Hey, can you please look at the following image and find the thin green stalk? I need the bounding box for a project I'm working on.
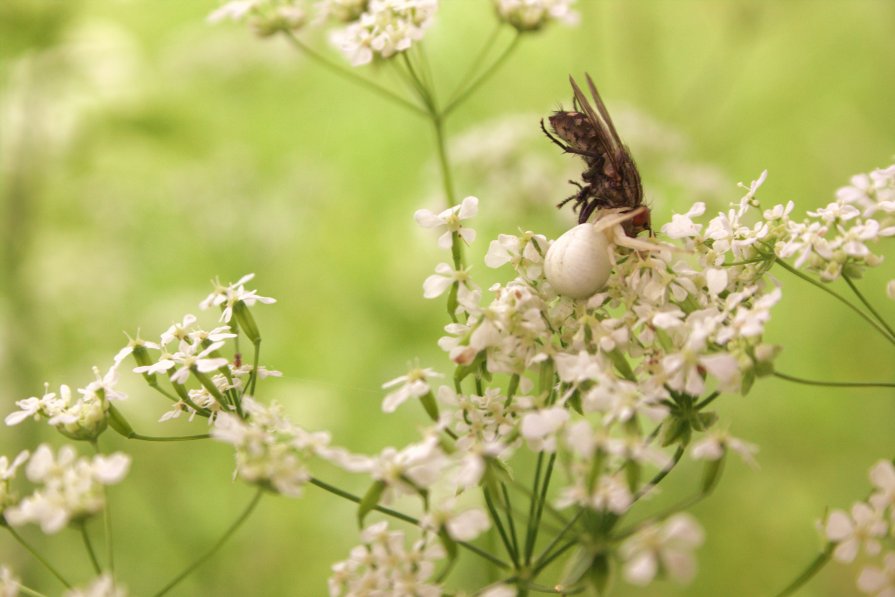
[527,453,557,566]
[103,486,114,574]
[413,44,439,108]
[524,452,545,564]
[153,489,263,597]
[504,474,571,528]
[146,380,181,403]
[308,477,509,569]
[775,258,895,345]
[402,53,437,113]
[284,32,427,117]
[773,371,895,389]
[79,522,102,575]
[443,32,521,117]
[632,445,685,503]
[4,524,72,588]
[535,538,578,576]
[843,274,895,339]
[501,483,520,562]
[619,457,724,540]
[13,584,48,597]
[92,441,114,574]
[773,543,834,597]
[445,22,503,109]
[128,433,211,442]
[532,510,583,574]
[485,488,520,567]
[248,339,261,398]
[695,391,721,410]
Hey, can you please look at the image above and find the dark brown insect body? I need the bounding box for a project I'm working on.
[542,75,649,235]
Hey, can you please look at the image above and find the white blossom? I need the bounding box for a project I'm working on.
[0,566,19,597]
[620,514,704,586]
[381,366,442,413]
[492,0,578,31]
[4,445,130,534]
[858,552,895,597]
[826,503,888,563]
[199,273,276,323]
[328,521,444,597]
[211,398,328,497]
[415,195,479,250]
[63,574,128,597]
[332,0,439,66]
[691,431,758,467]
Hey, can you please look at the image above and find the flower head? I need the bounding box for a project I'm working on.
[4,445,129,534]
[493,0,578,31]
[415,195,479,250]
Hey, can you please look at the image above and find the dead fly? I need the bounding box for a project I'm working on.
[542,75,649,235]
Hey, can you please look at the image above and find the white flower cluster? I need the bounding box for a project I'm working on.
[332,0,439,66]
[1,445,129,534]
[208,0,310,37]
[387,178,792,590]
[492,0,578,31]
[620,513,705,586]
[199,273,277,324]
[64,574,128,597]
[318,0,368,22]
[112,275,279,423]
[328,521,445,597]
[212,398,334,497]
[825,460,895,595]
[0,566,18,597]
[5,365,125,441]
[777,164,895,281]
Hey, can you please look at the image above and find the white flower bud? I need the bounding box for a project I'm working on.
[544,224,612,299]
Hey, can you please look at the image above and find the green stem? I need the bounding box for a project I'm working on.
[445,22,503,109]
[146,380,181,403]
[442,31,521,117]
[92,441,114,575]
[524,452,545,564]
[773,543,834,597]
[402,52,438,113]
[247,339,261,399]
[533,539,577,576]
[632,445,685,502]
[843,274,895,339]
[485,487,520,567]
[80,522,102,575]
[501,483,521,563]
[773,371,895,389]
[128,433,211,442]
[14,584,48,597]
[308,477,509,569]
[774,258,895,345]
[527,453,556,566]
[284,32,427,117]
[532,510,583,574]
[695,391,721,410]
[153,489,263,597]
[4,524,72,588]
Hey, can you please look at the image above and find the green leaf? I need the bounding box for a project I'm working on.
[587,552,612,596]
[107,403,135,438]
[357,480,386,527]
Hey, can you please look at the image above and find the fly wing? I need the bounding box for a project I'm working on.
[568,76,616,160]
[582,74,643,205]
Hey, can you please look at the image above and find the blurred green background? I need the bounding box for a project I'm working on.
[1,0,894,595]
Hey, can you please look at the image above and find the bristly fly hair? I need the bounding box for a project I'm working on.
[541,74,650,236]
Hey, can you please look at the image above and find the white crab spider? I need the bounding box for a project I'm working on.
[544,207,671,299]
